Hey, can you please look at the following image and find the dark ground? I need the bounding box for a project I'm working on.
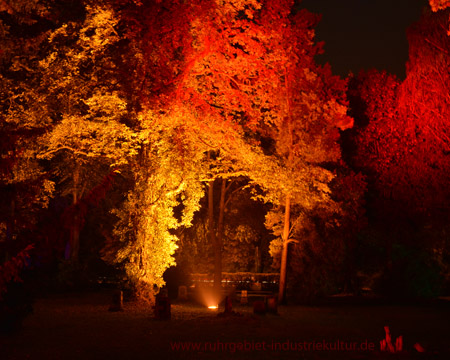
[1,290,449,359]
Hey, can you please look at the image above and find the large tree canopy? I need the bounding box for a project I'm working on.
[1,0,359,302]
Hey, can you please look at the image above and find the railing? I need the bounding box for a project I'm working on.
[190,272,279,291]
[191,272,279,283]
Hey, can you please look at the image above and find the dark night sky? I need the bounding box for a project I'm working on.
[300,0,429,78]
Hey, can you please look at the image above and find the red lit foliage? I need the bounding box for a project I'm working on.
[121,0,352,143]
[116,0,207,110]
[0,244,34,300]
[350,9,450,217]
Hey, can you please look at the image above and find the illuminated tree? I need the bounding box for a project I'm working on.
[1,2,136,263]
[1,0,355,303]
[0,0,60,292]
[91,2,205,298]
[397,8,450,213]
[101,112,206,301]
[347,69,401,200]
[351,10,450,216]
[160,0,353,302]
[117,0,260,290]
[347,9,450,297]
[1,1,195,299]
[33,4,138,262]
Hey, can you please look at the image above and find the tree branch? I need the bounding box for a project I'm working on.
[424,37,449,55]
[224,183,246,209]
[225,179,234,193]
[39,146,91,159]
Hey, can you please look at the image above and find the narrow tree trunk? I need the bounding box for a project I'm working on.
[279,67,293,303]
[70,164,81,262]
[208,179,218,288]
[255,246,260,273]
[7,198,15,242]
[214,178,226,290]
[278,194,291,304]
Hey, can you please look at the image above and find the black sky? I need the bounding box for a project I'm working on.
[300,0,429,78]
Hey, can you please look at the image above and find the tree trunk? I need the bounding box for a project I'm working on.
[278,67,294,303]
[70,164,81,262]
[255,246,260,273]
[6,198,15,242]
[208,179,218,288]
[278,194,291,304]
[214,178,227,290]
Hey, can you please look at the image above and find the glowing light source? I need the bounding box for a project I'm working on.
[208,305,218,310]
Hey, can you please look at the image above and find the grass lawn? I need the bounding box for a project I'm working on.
[1,290,449,359]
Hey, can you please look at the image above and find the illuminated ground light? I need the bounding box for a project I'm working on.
[208,305,218,310]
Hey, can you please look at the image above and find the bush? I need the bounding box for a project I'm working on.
[377,244,443,299]
[287,240,344,304]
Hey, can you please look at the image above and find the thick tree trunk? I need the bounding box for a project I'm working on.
[278,194,291,304]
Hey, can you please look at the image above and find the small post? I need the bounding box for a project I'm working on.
[178,285,188,301]
[266,295,278,314]
[240,290,248,305]
[154,293,171,320]
[224,295,232,314]
[109,290,124,312]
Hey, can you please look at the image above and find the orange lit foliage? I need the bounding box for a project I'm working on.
[0,0,57,242]
[35,4,138,262]
[87,2,208,300]
[166,0,353,301]
[120,0,354,301]
[429,0,450,10]
[2,1,200,299]
[429,0,450,34]
[1,0,357,302]
[0,0,62,294]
